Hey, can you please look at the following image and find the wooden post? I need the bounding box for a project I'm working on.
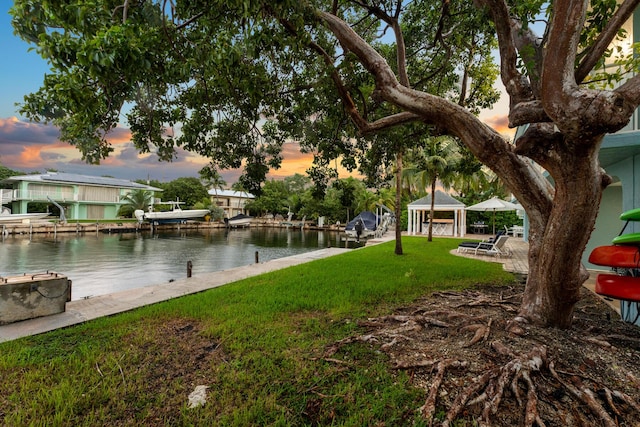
[187,260,193,278]
[255,251,259,264]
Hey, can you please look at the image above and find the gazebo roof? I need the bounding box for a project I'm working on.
[408,190,465,209]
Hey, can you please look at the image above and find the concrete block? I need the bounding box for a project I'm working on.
[0,272,71,325]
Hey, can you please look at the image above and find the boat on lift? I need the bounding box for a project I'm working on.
[134,200,209,225]
[224,213,253,228]
[0,206,50,223]
[345,211,379,241]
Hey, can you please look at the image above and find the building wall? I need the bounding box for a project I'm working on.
[211,196,251,216]
[7,180,140,220]
[584,183,623,269]
[584,150,640,268]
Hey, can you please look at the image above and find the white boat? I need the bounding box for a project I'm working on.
[0,207,50,223]
[224,213,252,228]
[134,201,209,224]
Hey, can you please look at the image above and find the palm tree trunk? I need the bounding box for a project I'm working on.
[395,151,403,255]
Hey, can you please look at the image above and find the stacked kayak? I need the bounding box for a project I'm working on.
[588,208,640,324]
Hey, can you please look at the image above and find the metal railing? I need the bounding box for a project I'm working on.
[8,189,121,203]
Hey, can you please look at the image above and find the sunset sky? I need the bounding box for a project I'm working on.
[0,3,512,185]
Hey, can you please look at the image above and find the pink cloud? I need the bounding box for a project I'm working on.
[0,117,359,185]
[268,143,315,178]
[483,114,515,137]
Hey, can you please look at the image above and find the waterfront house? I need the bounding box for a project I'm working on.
[208,189,254,217]
[1,172,161,220]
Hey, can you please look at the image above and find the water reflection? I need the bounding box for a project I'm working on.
[0,228,356,300]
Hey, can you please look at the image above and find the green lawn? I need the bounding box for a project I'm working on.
[0,237,514,426]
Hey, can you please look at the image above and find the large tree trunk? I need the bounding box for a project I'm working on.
[319,10,635,328]
[518,137,606,327]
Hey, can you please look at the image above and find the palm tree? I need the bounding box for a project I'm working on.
[199,165,227,211]
[119,189,154,218]
[450,146,493,198]
[355,188,379,213]
[412,136,460,242]
[231,181,249,215]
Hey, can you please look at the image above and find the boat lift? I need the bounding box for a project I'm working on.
[47,196,67,224]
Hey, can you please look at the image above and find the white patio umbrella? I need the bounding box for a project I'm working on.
[465,197,520,234]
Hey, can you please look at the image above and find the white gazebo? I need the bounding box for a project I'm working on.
[407,190,466,237]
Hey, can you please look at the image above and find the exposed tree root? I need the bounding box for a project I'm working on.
[549,362,617,427]
[323,286,640,426]
[420,359,467,422]
[460,318,492,347]
[579,335,612,348]
[449,345,546,426]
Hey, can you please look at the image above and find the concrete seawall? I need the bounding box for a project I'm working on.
[0,219,343,236]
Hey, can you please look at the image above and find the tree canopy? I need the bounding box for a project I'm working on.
[12,0,640,328]
[10,0,498,188]
[159,177,209,209]
[0,164,22,185]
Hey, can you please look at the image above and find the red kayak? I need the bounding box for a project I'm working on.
[595,274,640,302]
[588,245,640,269]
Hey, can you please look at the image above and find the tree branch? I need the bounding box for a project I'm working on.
[576,0,640,83]
[359,112,424,135]
[540,0,586,122]
[274,12,369,131]
[509,100,550,128]
[349,0,410,87]
[473,0,532,105]
[318,9,552,214]
[318,11,496,150]
[616,73,640,105]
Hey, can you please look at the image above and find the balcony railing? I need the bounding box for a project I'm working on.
[9,189,121,204]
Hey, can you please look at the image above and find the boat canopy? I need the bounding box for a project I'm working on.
[345,211,378,231]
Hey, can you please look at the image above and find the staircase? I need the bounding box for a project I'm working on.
[1,189,13,205]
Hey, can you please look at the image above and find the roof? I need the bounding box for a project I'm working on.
[208,189,255,199]
[408,190,465,209]
[2,172,162,191]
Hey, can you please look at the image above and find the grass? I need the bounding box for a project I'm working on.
[0,237,514,426]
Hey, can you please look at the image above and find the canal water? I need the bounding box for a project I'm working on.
[0,228,357,300]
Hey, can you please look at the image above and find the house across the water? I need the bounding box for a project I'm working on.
[208,189,254,217]
[1,172,161,221]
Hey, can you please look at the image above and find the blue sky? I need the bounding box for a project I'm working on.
[0,2,510,184]
[0,2,237,182]
[0,3,254,182]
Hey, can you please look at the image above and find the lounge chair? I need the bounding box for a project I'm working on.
[457,235,511,258]
[457,230,505,250]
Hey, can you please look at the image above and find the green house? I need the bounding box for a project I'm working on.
[1,172,161,220]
